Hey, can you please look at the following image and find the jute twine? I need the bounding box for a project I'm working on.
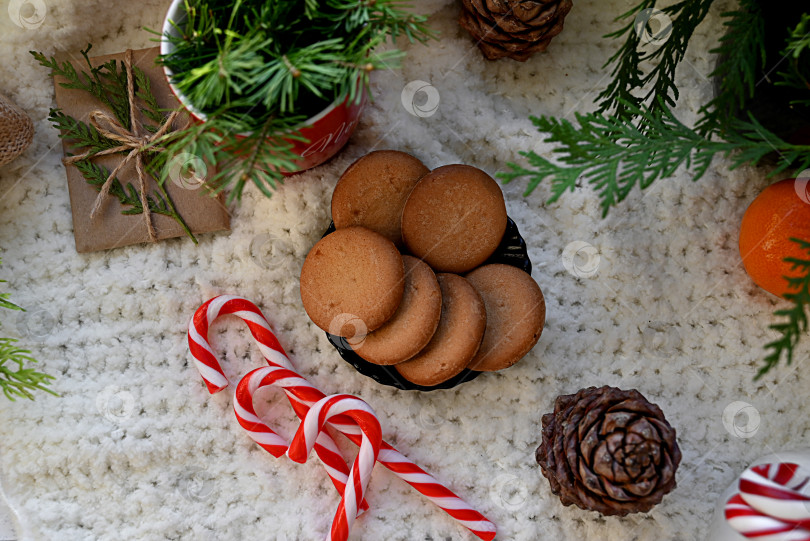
[0,92,34,167]
[63,50,184,242]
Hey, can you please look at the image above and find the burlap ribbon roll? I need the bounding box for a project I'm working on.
[0,92,34,167]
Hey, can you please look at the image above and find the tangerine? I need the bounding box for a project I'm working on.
[739,178,810,298]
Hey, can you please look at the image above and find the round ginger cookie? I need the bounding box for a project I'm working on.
[355,256,442,365]
[331,150,429,245]
[401,164,507,273]
[395,273,486,387]
[465,264,545,372]
[300,226,405,337]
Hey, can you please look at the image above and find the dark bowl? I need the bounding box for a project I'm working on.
[324,216,532,391]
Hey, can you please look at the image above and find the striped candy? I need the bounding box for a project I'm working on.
[725,462,810,540]
[233,364,369,513]
[188,295,497,541]
[287,394,382,541]
[192,295,367,512]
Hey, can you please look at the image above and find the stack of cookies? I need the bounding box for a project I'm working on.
[300,150,546,387]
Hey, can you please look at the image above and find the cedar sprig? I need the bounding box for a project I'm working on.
[72,159,195,240]
[758,238,810,379]
[34,48,197,243]
[46,109,119,154]
[500,99,810,217]
[503,0,810,217]
[501,0,810,377]
[133,67,164,130]
[696,0,765,134]
[32,45,131,130]
[598,0,715,120]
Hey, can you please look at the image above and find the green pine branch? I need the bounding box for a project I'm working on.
[0,339,57,401]
[0,257,56,401]
[776,13,810,107]
[758,238,810,379]
[152,112,305,203]
[0,286,21,313]
[154,0,434,199]
[158,0,432,123]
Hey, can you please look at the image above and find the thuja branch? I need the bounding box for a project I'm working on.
[499,100,810,217]
[34,48,197,243]
[598,0,715,120]
[758,238,810,379]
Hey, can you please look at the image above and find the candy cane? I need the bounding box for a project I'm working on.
[287,394,382,541]
[235,367,380,540]
[189,295,368,512]
[725,462,810,540]
[189,295,497,541]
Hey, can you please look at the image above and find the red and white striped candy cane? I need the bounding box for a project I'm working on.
[190,295,497,541]
[725,462,810,540]
[189,295,368,512]
[287,394,382,541]
[238,366,497,540]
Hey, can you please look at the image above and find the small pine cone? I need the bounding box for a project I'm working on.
[459,0,573,61]
[0,93,34,166]
[535,386,681,516]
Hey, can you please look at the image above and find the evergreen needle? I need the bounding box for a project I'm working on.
[0,257,56,401]
[758,238,810,379]
[504,0,810,377]
[154,0,435,200]
[0,339,57,401]
[34,47,198,243]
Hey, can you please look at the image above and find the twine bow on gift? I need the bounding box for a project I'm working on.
[63,49,184,241]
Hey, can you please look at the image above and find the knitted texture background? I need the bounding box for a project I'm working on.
[0,0,805,540]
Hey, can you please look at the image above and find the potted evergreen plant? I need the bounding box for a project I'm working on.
[157,0,432,201]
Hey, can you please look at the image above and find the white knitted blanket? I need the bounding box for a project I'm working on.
[0,0,803,540]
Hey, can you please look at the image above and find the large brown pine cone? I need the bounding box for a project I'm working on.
[459,0,573,61]
[535,386,681,516]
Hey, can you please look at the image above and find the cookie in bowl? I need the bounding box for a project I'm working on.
[465,264,545,372]
[395,273,487,387]
[401,164,507,274]
[331,150,429,246]
[354,255,442,366]
[300,226,405,338]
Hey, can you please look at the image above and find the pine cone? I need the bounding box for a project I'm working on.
[0,93,34,167]
[535,386,681,516]
[459,0,573,61]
